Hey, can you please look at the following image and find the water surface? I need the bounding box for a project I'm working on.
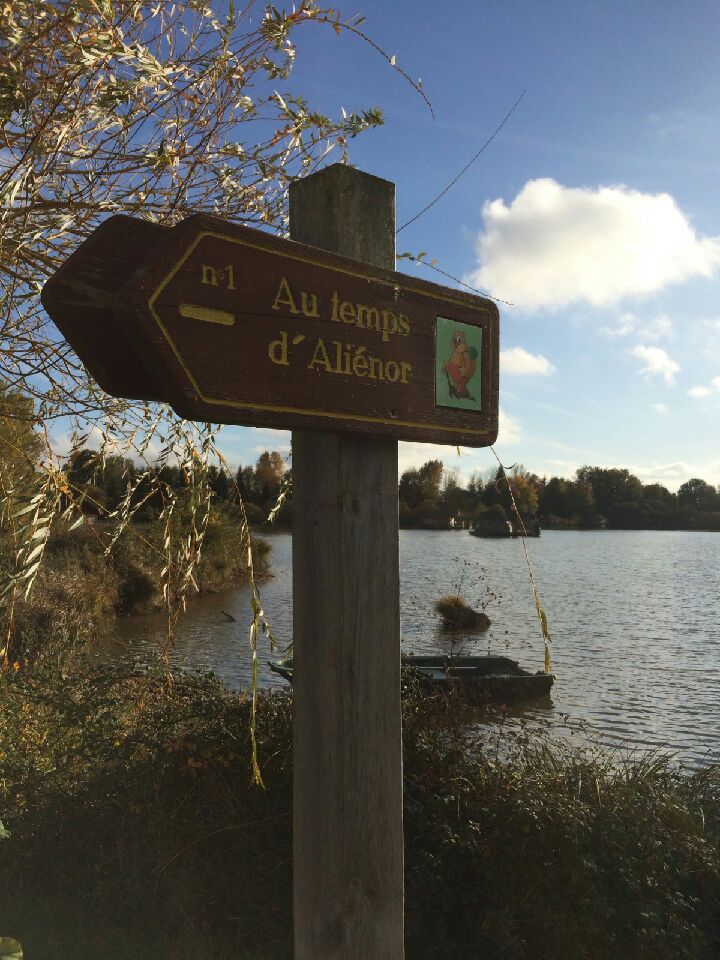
[103,529,720,768]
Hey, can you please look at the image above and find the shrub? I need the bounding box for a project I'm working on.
[1,508,271,668]
[435,594,491,631]
[1,667,718,960]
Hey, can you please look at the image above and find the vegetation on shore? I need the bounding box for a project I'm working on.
[1,662,718,960]
[0,509,270,665]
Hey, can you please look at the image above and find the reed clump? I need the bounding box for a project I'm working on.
[435,593,491,631]
[1,664,718,960]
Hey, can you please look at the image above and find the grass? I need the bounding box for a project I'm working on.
[1,664,719,959]
[435,593,491,631]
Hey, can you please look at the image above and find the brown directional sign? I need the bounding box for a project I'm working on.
[42,213,499,446]
[40,215,171,400]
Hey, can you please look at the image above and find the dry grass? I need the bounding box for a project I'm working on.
[435,593,491,631]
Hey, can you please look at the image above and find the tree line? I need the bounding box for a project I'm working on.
[398,460,720,532]
[67,443,720,533]
[65,448,290,525]
[3,390,718,534]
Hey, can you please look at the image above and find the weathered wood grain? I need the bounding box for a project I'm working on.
[291,164,405,960]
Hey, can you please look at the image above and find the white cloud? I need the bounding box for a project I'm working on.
[651,403,668,414]
[600,312,673,341]
[501,346,554,376]
[468,178,720,309]
[688,375,720,398]
[397,441,468,477]
[599,313,636,338]
[496,408,522,445]
[48,425,163,463]
[254,428,291,437]
[632,460,720,489]
[644,315,674,341]
[544,458,720,491]
[631,344,680,385]
[396,411,520,476]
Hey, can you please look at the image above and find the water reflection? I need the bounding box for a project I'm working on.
[102,529,720,768]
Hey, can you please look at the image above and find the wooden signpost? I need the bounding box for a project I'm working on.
[41,163,500,960]
[42,188,498,447]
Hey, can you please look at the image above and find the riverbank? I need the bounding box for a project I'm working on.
[1,661,718,959]
[0,507,269,665]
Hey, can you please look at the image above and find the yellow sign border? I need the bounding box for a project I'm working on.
[148,231,497,437]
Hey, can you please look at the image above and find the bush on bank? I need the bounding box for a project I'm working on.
[0,664,718,960]
[0,507,270,663]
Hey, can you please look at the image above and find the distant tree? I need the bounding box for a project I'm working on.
[235,465,261,505]
[211,469,231,502]
[157,465,183,490]
[399,469,423,509]
[0,386,42,492]
[417,460,444,503]
[439,469,473,520]
[67,449,138,508]
[641,483,674,504]
[638,483,676,525]
[255,451,286,502]
[399,460,443,510]
[575,467,642,516]
[100,456,138,509]
[540,476,595,522]
[678,478,719,512]
[67,449,100,489]
[466,470,485,499]
[482,466,538,519]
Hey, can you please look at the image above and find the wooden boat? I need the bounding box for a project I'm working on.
[268,654,553,702]
[401,655,553,700]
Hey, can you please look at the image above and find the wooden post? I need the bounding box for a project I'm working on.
[290,165,404,960]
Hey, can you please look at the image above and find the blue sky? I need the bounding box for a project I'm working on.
[217,0,720,490]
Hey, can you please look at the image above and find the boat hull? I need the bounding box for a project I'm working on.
[402,655,553,701]
[268,654,554,702]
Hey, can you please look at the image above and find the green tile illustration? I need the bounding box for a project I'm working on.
[435,316,482,412]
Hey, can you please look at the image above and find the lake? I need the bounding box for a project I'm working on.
[102,529,720,769]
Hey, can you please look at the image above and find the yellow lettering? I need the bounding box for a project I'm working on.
[340,300,356,324]
[300,291,320,319]
[272,276,299,315]
[308,337,333,373]
[400,361,412,383]
[334,339,345,373]
[268,330,290,366]
[381,309,398,342]
[352,347,369,377]
[357,304,379,331]
[331,291,341,322]
[368,356,385,380]
[385,360,400,382]
[201,265,218,286]
[218,265,235,290]
[398,313,410,336]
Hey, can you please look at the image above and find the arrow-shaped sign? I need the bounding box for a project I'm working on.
[42,213,499,446]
